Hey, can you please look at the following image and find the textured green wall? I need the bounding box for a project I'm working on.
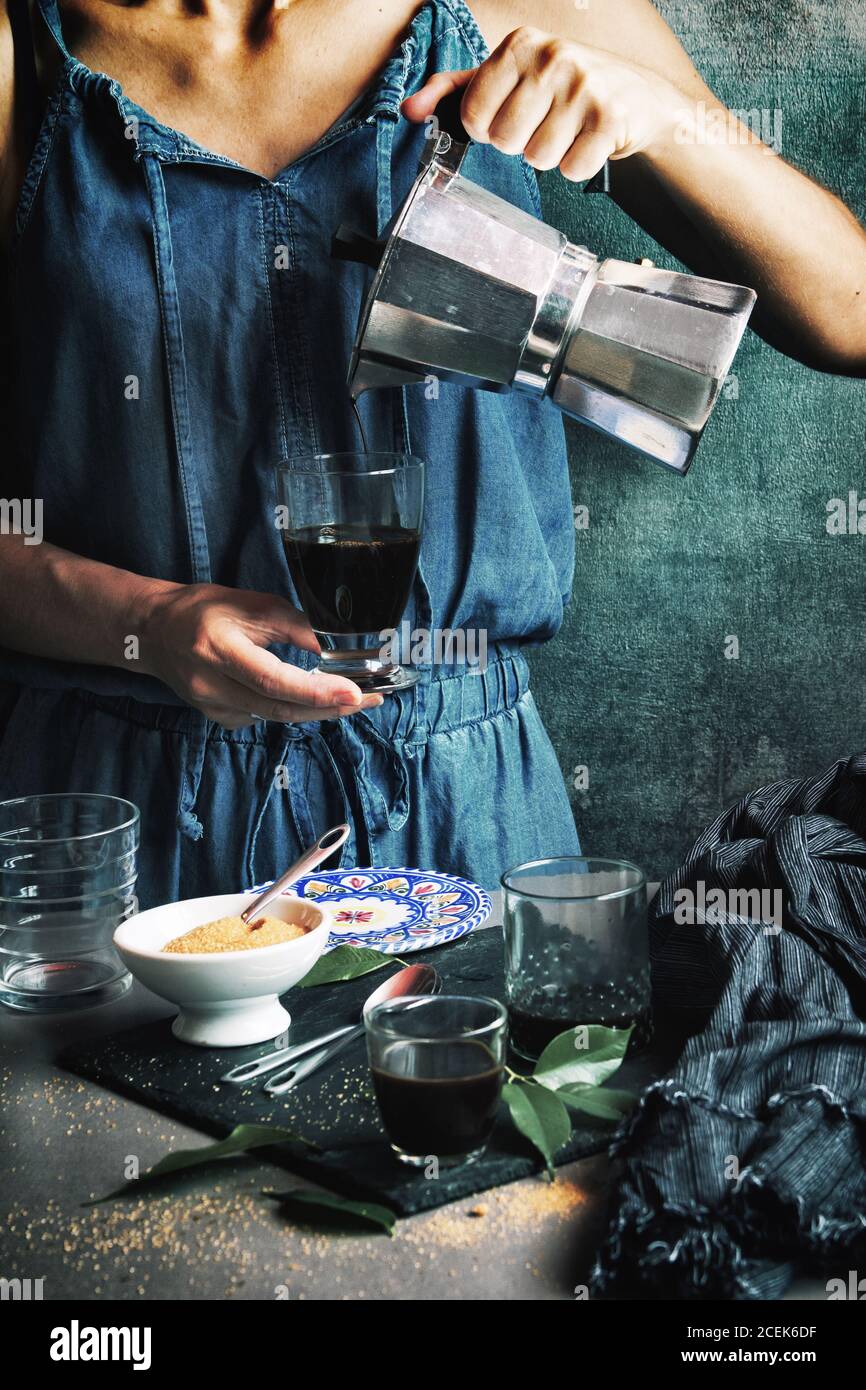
[528,1,865,874]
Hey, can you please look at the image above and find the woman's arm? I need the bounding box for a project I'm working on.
[0,2,18,241]
[0,534,383,727]
[405,0,866,375]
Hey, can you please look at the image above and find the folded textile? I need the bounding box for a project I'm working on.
[590,753,866,1300]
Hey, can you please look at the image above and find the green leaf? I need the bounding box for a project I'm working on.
[265,1188,397,1236]
[533,1024,633,1092]
[86,1124,313,1204]
[298,945,394,987]
[502,1080,571,1177]
[556,1084,637,1123]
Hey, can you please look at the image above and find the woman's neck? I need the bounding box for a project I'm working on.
[73,0,309,38]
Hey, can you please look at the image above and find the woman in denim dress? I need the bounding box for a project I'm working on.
[0,0,863,908]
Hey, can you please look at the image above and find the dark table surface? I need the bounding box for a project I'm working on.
[0,890,823,1301]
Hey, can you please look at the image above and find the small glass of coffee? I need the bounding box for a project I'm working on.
[501,857,649,1062]
[366,995,507,1168]
[275,452,424,693]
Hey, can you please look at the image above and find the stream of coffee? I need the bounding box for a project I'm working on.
[350,395,369,453]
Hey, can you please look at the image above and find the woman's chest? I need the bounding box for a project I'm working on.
[52,0,425,177]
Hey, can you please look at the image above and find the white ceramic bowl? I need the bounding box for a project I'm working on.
[114,892,332,1048]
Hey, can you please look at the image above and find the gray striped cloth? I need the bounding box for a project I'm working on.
[590,753,866,1300]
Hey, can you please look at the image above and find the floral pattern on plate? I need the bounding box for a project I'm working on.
[246,867,492,954]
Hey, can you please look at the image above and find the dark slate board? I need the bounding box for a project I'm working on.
[62,927,662,1215]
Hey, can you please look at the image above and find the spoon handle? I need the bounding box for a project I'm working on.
[220,1021,356,1084]
[264,1024,364,1096]
[240,823,350,923]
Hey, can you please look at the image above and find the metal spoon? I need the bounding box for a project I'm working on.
[220,962,439,1089]
[240,823,349,925]
[264,963,441,1096]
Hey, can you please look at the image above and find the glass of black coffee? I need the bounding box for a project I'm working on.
[501,857,650,1063]
[366,995,507,1168]
[275,452,424,693]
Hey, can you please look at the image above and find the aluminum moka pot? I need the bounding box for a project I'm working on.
[334,94,756,475]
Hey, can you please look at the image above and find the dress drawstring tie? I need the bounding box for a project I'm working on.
[245,713,411,886]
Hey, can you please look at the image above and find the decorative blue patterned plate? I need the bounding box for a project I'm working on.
[248,868,492,954]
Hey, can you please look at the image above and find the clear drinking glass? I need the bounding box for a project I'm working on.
[366,994,507,1168]
[501,856,649,1062]
[0,794,140,1012]
[275,452,424,693]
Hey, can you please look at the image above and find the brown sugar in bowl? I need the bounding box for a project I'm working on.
[163,913,309,954]
[113,891,331,1048]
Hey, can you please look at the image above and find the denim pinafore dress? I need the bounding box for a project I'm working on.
[0,0,580,909]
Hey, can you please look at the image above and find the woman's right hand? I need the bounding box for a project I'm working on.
[136,580,383,729]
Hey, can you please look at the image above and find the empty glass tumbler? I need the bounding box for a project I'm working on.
[501,857,649,1061]
[0,794,140,1013]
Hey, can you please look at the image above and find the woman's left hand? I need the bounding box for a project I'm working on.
[401,25,681,181]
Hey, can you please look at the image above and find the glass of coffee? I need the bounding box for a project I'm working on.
[275,452,424,693]
[501,857,649,1062]
[366,995,507,1168]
